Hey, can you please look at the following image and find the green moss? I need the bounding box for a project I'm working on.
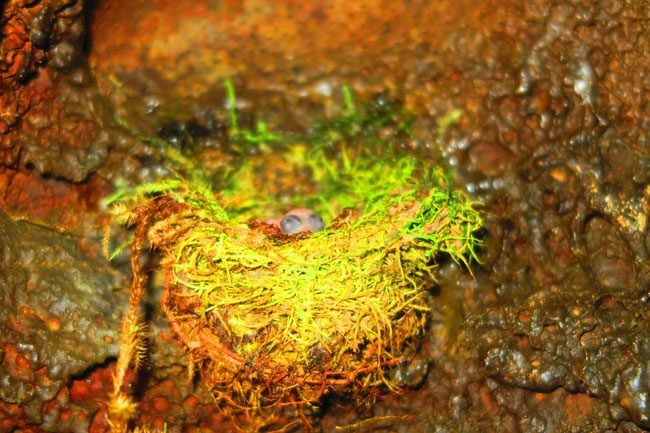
[107,82,482,418]
[153,168,477,353]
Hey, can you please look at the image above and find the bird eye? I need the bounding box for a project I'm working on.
[280,215,303,235]
[307,213,324,232]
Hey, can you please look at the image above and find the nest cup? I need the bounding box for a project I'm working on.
[105,89,482,430]
[144,175,480,414]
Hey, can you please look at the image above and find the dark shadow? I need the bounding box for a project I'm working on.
[69,356,118,382]
[83,0,98,56]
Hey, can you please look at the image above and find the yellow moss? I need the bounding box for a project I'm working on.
[112,156,481,415]
[106,86,482,428]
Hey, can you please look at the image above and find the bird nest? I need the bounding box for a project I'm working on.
[103,86,483,431]
[123,176,476,411]
[108,142,481,429]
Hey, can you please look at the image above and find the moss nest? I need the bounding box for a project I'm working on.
[107,88,482,425]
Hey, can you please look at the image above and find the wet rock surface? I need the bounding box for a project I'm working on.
[0,0,116,182]
[467,290,650,429]
[0,211,125,430]
[0,0,649,431]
